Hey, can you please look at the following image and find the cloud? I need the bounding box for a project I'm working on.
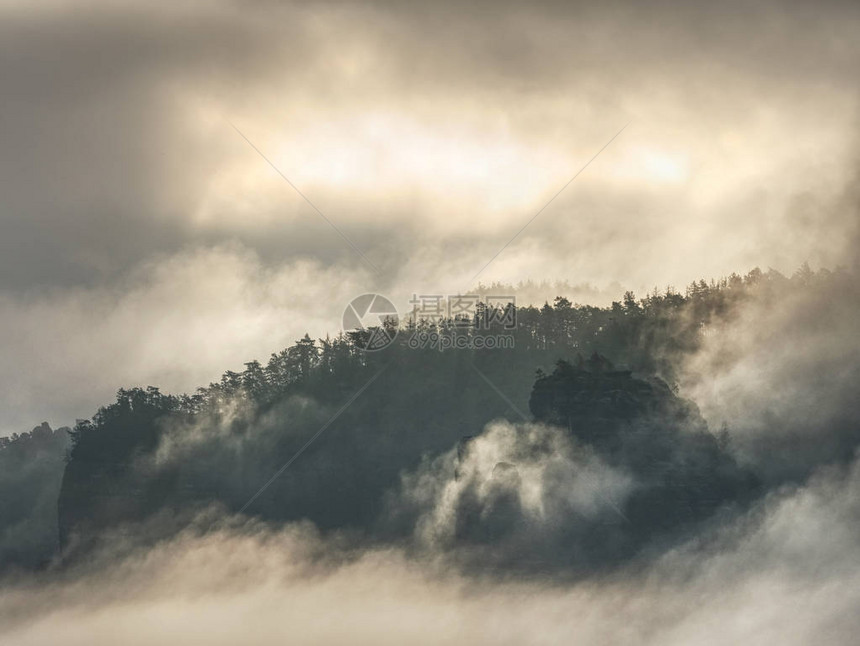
[0,245,371,434]
[2,3,859,641]
[2,0,859,430]
[388,421,635,572]
[2,451,859,645]
[1,0,858,291]
[683,267,860,482]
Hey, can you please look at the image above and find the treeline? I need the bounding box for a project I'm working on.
[3,263,845,570]
[70,263,833,456]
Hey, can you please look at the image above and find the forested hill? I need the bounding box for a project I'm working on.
[0,265,848,573]
[0,424,69,571]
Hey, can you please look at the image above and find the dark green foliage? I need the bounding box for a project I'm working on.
[530,358,757,542]
[530,356,690,435]
[48,266,838,566]
[68,386,182,463]
[0,423,69,571]
[64,266,784,457]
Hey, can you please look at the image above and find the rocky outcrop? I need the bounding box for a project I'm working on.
[529,355,757,533]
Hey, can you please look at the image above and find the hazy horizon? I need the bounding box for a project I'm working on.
[1,0,858,434]
[1,2,859,644]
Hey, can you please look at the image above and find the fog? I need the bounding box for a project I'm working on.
[2,1,860,643]
[2,451,859,645]
[684,265,860,482]
[2,0,859,432]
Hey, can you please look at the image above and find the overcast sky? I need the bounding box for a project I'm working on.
[1,0,858,433]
